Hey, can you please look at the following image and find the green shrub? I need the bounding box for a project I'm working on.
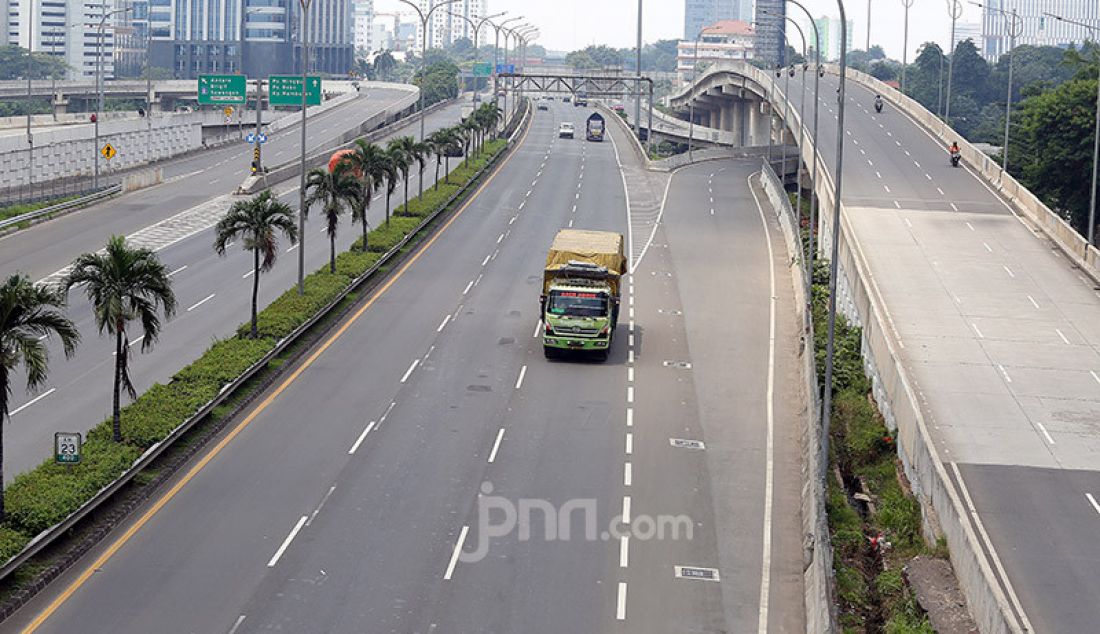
[172,337,275,385]
[246,270,352,339]
[834,390,887,469]
[333,249,379,278]
[0,526,30,564]
[874,568,905,597]
[835,562,869,609]
[876,488,923,550]
[884,596,935,634]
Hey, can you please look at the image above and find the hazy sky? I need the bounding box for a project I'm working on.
[375,0,990,62]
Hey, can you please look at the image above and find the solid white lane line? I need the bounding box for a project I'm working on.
[168,265,188,277]
[624,462,632,486]
[626,408,633,427]
[443,525,469,580]
[1087,493,1100,516]
[437,315,451,332]
[463,280,474,295]
[1003,265,1015,278]
[515,365,528,389]
[267,516,308,567]
[616,582,627,620]
[971,323,985,339]
[619,535,630,567]
[625,433,633,455]
[10,387,56,416]
[1027,295,1040,309]
[1036,422,1055,445]
[400,359,419,383]
[1055,328,1070,345]
[622,495,632,523]
[488,428,505,463]
[187,293,216,312]
[998,364,1013,383]
[349,421,377,454]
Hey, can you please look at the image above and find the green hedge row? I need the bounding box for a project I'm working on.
[0,138,510,564]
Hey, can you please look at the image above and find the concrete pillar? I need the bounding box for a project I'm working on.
[739,100,749,146]
[719,102,733,132]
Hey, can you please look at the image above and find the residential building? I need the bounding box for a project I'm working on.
[3,0,119,80]
[144,0,353,79]
[684,0,747,40]
[676,19,755,84]
[812,15,853,62]
[981,0,1099,60]
[753,0,785,65]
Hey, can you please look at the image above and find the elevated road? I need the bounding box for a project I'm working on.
[787,70,1100,632]
[2,96,468,478]
[6,101,806,633]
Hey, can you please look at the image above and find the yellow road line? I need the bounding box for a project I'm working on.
[23,119,533,633]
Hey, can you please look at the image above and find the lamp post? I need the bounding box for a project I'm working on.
[501,24,530,123]
[241,6,267,174]
[901,0,914,94]
[786,0,823,305]
[687,25,722,160]
[26,4,34,203]
[754,22,788,165]
[515,26,538,115]
[447,10,506,94]
[777,16,808,247]
[972,2,1021,176]
[93,6,132,191]
[296,0,313,295]
[634,0,643,144]
[1045,12,1100,246]
[398,0,461,141]
[866,0,871,51]
[944,0,962,125]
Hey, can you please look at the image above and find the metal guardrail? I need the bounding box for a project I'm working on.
[0,100,532,591]
[0,184,122,231]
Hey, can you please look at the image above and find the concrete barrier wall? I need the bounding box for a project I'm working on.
[696,60,1026,634]
[759,159,835,634]
[837,65,1100,285]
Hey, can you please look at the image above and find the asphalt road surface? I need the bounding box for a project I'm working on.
[2,97,473,478]
[789,70,1100,633]
[7,101,806,633]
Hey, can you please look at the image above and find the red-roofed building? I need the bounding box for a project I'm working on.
[676,20,757,85]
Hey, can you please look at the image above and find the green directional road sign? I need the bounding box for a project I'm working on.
[197,74,246,104]
[268,75,322,106]
[473,62,492,77]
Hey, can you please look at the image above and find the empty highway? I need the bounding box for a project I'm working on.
[7,99,807,633]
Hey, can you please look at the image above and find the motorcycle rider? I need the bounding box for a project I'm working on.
[874,94,883,112]
[948,141,961,166]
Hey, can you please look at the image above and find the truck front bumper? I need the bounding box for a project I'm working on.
[543,336,610,350]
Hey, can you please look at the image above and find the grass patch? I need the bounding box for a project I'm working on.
[0,195,81,223]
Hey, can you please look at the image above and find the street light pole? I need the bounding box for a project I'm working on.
[973,3,1021,175]
[398,0,461,141]
[866,0,871,51]
[26,14,34,202]
[780,16,808,246]
[94,6,132,191]
[944,0,962,125]
[634,0,643,144]
[786,0,823,305]
[901,0,914,94]
[296,0,314,295]
[688,25,721,160]
[1045,12,1100,246]
[448,10,506,95]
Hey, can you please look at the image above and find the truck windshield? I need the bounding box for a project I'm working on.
[548,290,608,317]
[589,121,603,131]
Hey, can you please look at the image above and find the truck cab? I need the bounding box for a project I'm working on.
[541,230,625,361]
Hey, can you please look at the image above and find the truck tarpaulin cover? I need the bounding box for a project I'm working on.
[543,229,626,295]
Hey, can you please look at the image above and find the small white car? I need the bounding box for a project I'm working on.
[558,122,575,138]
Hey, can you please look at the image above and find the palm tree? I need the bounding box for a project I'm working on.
[411,139,431,201]
[459,118,477,166]
[387,136,415,214]
[344,139,388,251]
[380,150,399,225]
[304,162,361,273]
[64,236,176,443]
[0,274,79,520]
[478,103,503,144]
[427,129,450,190]
[213,191,298,339]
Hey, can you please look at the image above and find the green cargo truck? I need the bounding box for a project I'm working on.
[540,229,626,361]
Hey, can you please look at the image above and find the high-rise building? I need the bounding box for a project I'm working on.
[684,0,747,40]
[753,0,785,66]
[811,15,854,62]
[676,19,756,84]
[144,0,352,79]
[414,0,486,53]
[981,0,1099,60]
[3,0,119,80]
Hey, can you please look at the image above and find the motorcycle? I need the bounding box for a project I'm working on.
[950,151,961,168]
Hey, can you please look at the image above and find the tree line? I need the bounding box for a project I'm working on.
[0,102,503,521]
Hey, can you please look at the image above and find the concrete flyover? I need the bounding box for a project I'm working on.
[673,59,1100,634]
[667,66,780,148]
